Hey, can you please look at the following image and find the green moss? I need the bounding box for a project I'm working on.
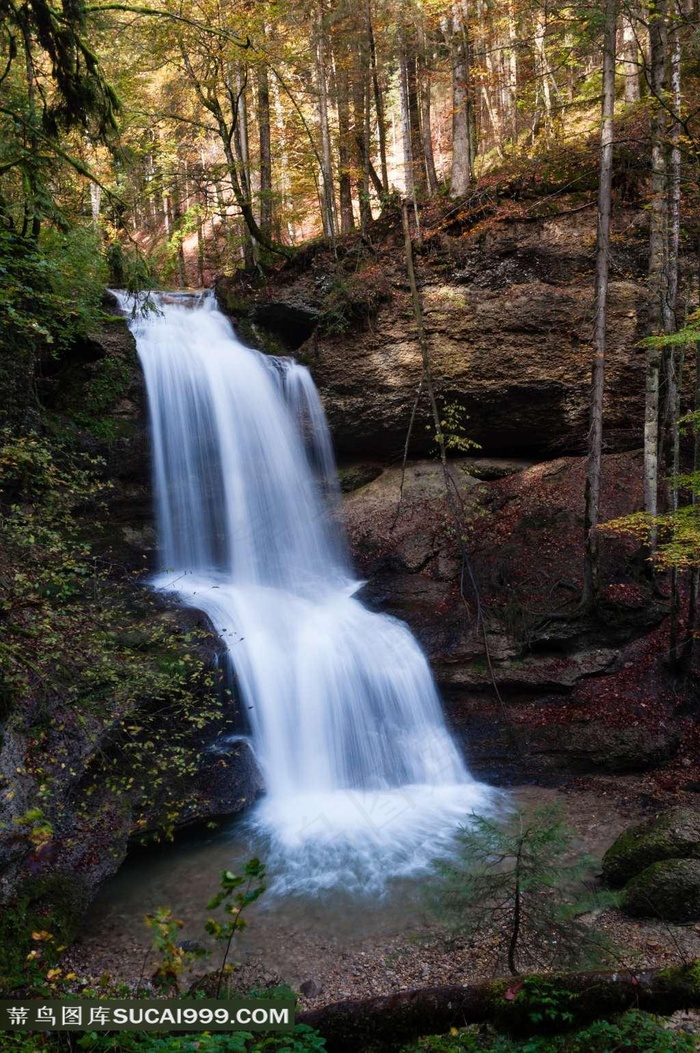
[657,960,700,1000]
[623,858,700,922]
[602,807,700,887]
[217,288,253,316]
[67,354,134,441]
[337,464,383,493]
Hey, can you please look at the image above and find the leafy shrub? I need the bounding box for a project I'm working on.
[402,1010,696,1052]
[2,1027,326,1052]
[0,225,109,424]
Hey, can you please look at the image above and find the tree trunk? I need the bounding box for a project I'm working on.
[582,0,616,609]
[666,6,682,662]
[257,52,273,241]
[400,17,426,199]
[335,55,355,233]
[622,7,641,103]
[506,0,518,141]
[271,73,295,244]
[450,0,475,197]
[680,320,700,673]
[352,38,372,230]
[233,65,255,265]
[479,0,503,152]
[315,3,336,239]
[367,0,389,194]
[417,19,439,194]
[298,962,700,1053]
[534,8,554,137]
[399,29,416,200]
[644,0,670,536]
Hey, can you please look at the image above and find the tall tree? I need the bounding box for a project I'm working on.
[644,0,670,534]
[257,41,273,241]
[621,3,641,103]
[450,0,475,197]
[314,1,337,239]
[417,14,439,194]
[398,9,426,199]
[367,0,389,194]
[332,12,356,233]
[582,0,617,608]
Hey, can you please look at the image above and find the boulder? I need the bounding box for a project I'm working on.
[603,807,700,888]
[622,858,700,923]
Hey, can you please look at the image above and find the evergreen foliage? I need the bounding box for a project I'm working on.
[425,807,618,975]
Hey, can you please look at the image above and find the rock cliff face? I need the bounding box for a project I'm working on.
[46,296,155,569]
[219,208,651,460]
[341,454,683,783]
[310,276,643,459]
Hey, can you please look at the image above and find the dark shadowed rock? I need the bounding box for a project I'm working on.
[525,723,681,775]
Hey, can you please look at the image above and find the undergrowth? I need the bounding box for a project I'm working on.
[402,1010,697,1052]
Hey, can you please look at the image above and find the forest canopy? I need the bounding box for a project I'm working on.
[4,0,696,275]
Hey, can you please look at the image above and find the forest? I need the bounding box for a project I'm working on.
[2,1,700,1052]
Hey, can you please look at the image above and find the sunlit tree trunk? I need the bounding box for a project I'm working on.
[268,73,294,243]
[89,181,102,223]
[532,7,559,139]
[367,0,389,194]
[450,0,475,197]
[479,0,503,153]
[399,28,416,200]
[506,0,519,142]
[400,16,426,198]
[622,6,641,103]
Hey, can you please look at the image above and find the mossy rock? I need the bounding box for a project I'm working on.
[602,806,700,887]
[338,463,383,493]
[622,858,700,923]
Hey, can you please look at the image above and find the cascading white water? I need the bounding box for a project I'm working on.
[120,290,493,893]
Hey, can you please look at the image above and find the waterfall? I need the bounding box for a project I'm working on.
[120,290,492,893]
